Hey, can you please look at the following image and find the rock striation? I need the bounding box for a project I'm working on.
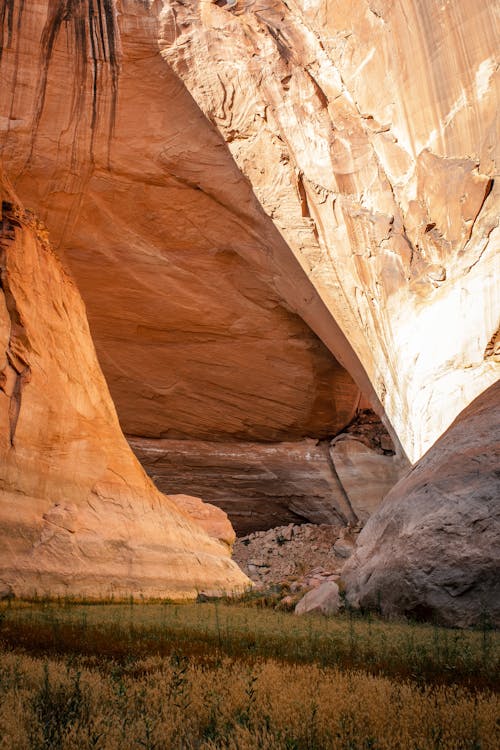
[342,381,500,627]
[0,178,249,600]
[129,408,404,534]
[130,437,356,534]
[162,0,499,462]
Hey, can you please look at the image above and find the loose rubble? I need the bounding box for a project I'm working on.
[233,522,361,596]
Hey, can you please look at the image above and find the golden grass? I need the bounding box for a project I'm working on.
[0,651,498,749]
[0,601,498,748]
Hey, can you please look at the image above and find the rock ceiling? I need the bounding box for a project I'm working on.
[2,0,497,463]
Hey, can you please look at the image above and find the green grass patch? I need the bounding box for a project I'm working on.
[0,600,497,690]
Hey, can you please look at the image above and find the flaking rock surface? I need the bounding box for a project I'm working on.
[0,180,249,600]
[342,381,500,627]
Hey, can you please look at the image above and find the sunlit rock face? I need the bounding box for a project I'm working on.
[342,381,500,628]
[0,0,360,444]
[0,180,249,599]
[0,0,497,559]
[161,0,499,462]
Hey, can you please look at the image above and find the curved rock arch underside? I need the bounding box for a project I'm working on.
[0,0,498,618]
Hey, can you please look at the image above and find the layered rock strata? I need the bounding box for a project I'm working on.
[130,409,405,534]
[0,180,249,599]
[342,381,500,627]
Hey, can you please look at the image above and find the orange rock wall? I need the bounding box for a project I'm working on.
[0,0,361,443]
[0,178,249,599]
[0,0,497,515]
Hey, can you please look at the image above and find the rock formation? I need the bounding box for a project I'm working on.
[0,0,360,445]
[161,0,499,462]
[0,0,498,613]
[295,581,341,617]
[168,494,236,549]
[130,409,404,534]
[0,177,248,599]
[342,382,500,627]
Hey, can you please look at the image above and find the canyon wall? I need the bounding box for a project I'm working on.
[3,0,494,463]
[0,0,362,446]
[161,0,499,462]
[130,410,405,534]
[0,177,248,599]
[0,0,498,610]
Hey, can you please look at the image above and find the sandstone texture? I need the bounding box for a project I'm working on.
[330,437,406,523]
[168,494,236,549]
[162,0,499,462]
[0,179,249,600]
[342,381,500,627]
[130,437,356,534]
[130,408,403,534]
[0,0,360,444]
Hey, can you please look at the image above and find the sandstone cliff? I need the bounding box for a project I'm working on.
[0,0,498,613]
[2,1,495,464]
[0,177,248,599]
[0,0,361,445]
[161,0,499,462]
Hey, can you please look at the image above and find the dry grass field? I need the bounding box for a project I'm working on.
[0,600,498,749]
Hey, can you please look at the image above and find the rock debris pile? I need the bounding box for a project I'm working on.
[233,522,361,591]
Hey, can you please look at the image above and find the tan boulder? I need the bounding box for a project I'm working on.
[0,179,249,600]
[169,494,236,549]
[295,581,341,616]
[342,382,500,627]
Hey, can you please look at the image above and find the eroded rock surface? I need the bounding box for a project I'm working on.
[330,437,407,523]
[342,381,500,627]
[130,409,403,534]
[162,0,499,462]
[130,437,356,534]
[0,180,249,599]
[0,0,360,444]
[168,494,236,549]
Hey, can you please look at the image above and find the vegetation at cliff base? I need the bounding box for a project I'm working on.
[0,601,498,749]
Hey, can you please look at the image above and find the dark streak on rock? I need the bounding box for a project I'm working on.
[304,68,329,111]
[26,0,120,164]
[0,0,14,65]
[297,172,310,219]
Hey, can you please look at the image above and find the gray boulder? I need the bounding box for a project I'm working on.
[341,381,500,627]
